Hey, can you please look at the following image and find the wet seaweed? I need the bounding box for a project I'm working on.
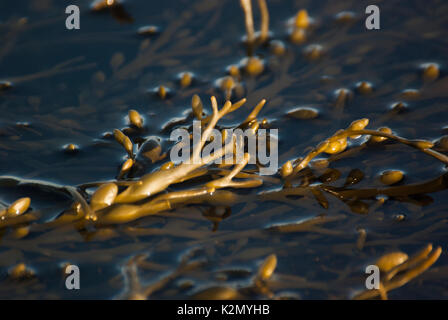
[0,0,447,299]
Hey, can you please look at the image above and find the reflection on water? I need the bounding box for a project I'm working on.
[0,0,448,299]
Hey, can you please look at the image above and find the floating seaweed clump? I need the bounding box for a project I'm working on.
[0,0,447,300]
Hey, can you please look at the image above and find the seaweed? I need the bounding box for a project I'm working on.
[0,0,447,300]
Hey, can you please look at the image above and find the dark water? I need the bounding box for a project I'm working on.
[0,0,448,299]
